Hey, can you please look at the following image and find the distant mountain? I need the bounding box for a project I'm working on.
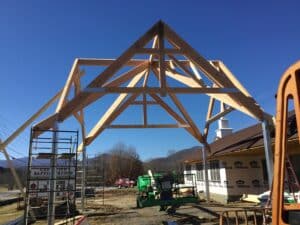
[0,157,28,168]
[0,146,202,172]
[0,157,78,168]
[144,146,201,173]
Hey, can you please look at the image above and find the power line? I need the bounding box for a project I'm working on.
[0,114,31,145]
[0,151,27,165]
[6,146,28,158]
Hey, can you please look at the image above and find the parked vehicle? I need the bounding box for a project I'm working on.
[115,178,134,188]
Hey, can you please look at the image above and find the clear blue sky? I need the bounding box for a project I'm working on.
[1,0,300,161]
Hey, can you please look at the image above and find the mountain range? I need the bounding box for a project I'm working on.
[0,146,201,169]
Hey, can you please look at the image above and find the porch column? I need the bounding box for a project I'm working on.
[261,118,274,189]
[202,145,210,201]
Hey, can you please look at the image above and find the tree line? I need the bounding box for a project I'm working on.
[0,142,184,189]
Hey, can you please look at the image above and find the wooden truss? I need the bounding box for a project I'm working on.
[30,21,271,152]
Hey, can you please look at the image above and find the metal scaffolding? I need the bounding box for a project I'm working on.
[24,128,78,225]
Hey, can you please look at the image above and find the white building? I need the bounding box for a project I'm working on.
[183,113,300,203]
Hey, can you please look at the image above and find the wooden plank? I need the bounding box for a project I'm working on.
[206,97,215,122]
[203,97,215,138]
[84,71,146,145]
[151,66,205,144]
[83,86,238,94]
[189,61,204,81]
[77,58,146,66]
[143,35,158,87]
[136,48,182,55]
[168,54,205,87]
[165,68,259,118]
[73,72,85,125]
[206,107,234,125]
[165,68,200,87]
[56,59,79,112]
[32,113,59,137]
[132,100,158,105]
[106,124,189,129]
[158,22,166,96]
[213,60,252,97]
[149,35,158,63]
[78,58,199,66]
[168,92,205,143]
[164,23,234,87]
[78,58,220,68]
[72,111,83,125]
[103,62,149,86]
[143,93,147,126]
[57,22,159,122]
[1,90,62,144]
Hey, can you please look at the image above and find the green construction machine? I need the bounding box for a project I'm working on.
[136,170,199,213]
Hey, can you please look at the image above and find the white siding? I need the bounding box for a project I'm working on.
[184,155,269,202]
[184,161,228,198]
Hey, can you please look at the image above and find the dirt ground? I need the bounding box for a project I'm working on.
[84,189,223,225]
[0,202,23,225]
[0,188,263,225]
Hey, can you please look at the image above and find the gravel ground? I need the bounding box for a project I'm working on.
[85,189,220,225]
[0,188,263,225]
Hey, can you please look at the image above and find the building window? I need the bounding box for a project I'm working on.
[210,160,220,182]
[185,164,191,171]
[185,164,192,181]
[196,163,203,181]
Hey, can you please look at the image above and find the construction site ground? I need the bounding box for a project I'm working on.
[0,188,264,225]
[82,188,260,225]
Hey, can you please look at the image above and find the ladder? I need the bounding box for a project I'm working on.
[267,155,300,207]
[285,156,300,201]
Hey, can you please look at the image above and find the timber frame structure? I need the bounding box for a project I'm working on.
[0,21,274,218]
[33,21,271,143]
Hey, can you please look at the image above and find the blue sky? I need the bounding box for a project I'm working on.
[1,0,300,161]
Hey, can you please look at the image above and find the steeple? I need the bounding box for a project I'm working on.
[215,103,233,139]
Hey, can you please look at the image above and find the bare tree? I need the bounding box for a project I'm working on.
[93,142,144,185]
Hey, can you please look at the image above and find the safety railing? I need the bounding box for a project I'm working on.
[219,207,271,225]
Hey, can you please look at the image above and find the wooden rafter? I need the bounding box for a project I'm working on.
[34,62,149,131]
[163,22,265,120]
[158,22,166,95]
[56,59,79,112]
[152,66,206,145]
[29,20,270,155]
[164,68,258,118]
[203,97,215,138]
[168,54,205,87]
[56,22,160,122]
